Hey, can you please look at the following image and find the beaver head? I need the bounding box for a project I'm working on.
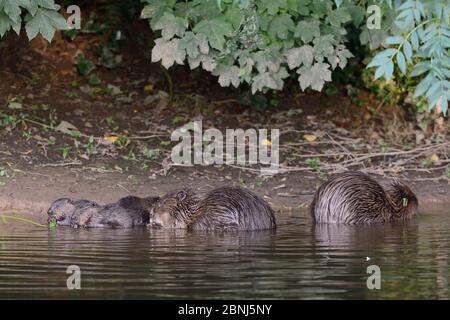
[149,189,200,229]
[386,180,419,220]
[47,198,75,226]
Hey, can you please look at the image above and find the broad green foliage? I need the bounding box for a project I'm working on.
[0,0,448,114]
[0,0,66,42]
[143,0,449,114]
[143,0,356,94]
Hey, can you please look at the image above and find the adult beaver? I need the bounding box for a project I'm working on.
[149,186,276,231]
[47,195,159,228]
[310,171,418,224]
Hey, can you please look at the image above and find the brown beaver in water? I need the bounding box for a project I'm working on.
[47,196,159,228]
[310,171,418,224]
[149,186,276,231]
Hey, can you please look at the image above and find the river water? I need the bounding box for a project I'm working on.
[0,209,448,299]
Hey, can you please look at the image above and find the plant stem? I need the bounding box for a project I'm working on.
[0,214,47,228]
[160,65,174,104]
[390,19,434,60]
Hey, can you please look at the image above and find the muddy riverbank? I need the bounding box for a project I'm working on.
[1,166,449,225]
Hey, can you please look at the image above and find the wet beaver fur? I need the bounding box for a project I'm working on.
[149,186,276,231]
[310,171,418,224]
[47,196,159,228]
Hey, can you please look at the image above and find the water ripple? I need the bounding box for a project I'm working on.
[0,211,449,299]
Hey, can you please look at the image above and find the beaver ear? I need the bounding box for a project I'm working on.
[176,191,187,201]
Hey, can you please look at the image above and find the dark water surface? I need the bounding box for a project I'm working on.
[0,210,449,299]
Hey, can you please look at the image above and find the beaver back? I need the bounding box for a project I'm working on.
[311,171,392,224]
[190,186,276,231]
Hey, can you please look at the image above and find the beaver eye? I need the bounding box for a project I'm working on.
[176,191,187,201]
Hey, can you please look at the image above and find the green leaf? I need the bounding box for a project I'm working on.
[327,7,351,27]
[313,35,335,59]
[294,20,320,43]
[251,68,288,93]
[260,0,288,15]
[268,14,295,40]
[285,45,314,69]
[254,46,283,73]
[396,51,406,74]
[374,65,385,80]
[153,12,187,40]
[188,54,217,72]
[0,11,14,37]
[385,36,403,45]
[343,3,366,26]
[2,0,22,22]
[214,65,241,88]
[75,54,95,76]
[298,62,332,91]
[427,80,442,101]
[373,48,397,60]
[414,75,432,96]
[311,0,332,18]
[88,74,101,87]
[141,0,177,30]
[410,30,419,49]
[141,1,168,20]
[384,61,394,80]
[179,31,209,58]
[328,45,353,69]
[193,19,232,50]
[35,0,58,10]
[151,38,186,68]
[410,62,430,77]
[224,6,241,28]
[25,7,67,42]
[19,0,37,15]
[99,46,115,69]
[334,0,343,8]
[403,40,413,62]
[48,218,58,229]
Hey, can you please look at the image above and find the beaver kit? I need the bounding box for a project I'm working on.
[310,171,418,224]
[149,186,277,231]
[47,196,159,228]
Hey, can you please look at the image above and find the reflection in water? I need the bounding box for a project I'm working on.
[0,210,449,299]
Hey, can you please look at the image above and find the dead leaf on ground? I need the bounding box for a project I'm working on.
[303,134,317,142]
[55,121,80,135]
[8,101,22,109]
[431,153,440,164]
